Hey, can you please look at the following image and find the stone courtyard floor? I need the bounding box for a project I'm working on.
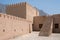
[9,32,60,40]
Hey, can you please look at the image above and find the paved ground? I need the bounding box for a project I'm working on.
[9,32,60,40]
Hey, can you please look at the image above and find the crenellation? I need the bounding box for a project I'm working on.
[0,13,32,23]
[6,2,39,23]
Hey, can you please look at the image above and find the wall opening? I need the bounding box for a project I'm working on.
[3,29,5,32]
[13,17,15,19]
[53,23,59,33]
[14,29,16,32]
[39,24,43,29]
[10,17,12,19]
[55,24,59,29]
[7,16,9,18]
[0,14,1,17]
[29,24,31,33]
[32,24,34,27]
[32,24,34,31]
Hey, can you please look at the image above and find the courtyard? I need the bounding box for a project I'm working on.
[9,32,60,40]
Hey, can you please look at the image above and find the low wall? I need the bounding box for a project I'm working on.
[0,13,32,40]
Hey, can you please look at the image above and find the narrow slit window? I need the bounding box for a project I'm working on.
[3,29,5,32]
[14,29,16,32]
[32,24,34,27]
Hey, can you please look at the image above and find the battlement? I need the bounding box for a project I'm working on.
[6,2,26,7]
[6,2,39,23]
[0,13,31,22]
[6,2,37,11]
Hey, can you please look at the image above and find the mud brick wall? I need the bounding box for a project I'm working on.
[0,13,32,40]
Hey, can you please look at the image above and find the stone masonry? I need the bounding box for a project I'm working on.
[6,2,39,23]
[0,13,32,40]
[39,16,53,36]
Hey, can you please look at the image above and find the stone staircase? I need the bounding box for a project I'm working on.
[39,16,53,36]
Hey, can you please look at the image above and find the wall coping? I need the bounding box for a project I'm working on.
[0,13,32,23]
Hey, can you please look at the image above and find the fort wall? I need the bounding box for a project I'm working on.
[0,13,32,40]
[6,2,39,23]
[26,3,39,22]
[6,2,26,19]
[33,16,47,31]
[52,14,60,33]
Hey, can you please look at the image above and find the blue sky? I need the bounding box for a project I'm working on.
[0,0,60,15]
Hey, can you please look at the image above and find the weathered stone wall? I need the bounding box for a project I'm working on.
[26,3,39,23]
[33,15,60,33]
[52,14,60,33]
[33,16,47,31]
[0,13,32,40]
[6,2,39,23]
[6,2,26,19]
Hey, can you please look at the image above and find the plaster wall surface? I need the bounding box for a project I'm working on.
[52,14,60,33]
[26,3,39,23]
[33,15,60,33]
[33,16,47,31]
[0,13,32,40]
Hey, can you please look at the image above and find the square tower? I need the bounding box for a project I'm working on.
[6,2,39,23]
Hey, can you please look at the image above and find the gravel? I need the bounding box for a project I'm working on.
[9,32,60,40]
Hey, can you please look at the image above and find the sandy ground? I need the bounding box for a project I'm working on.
[9,32,60,40]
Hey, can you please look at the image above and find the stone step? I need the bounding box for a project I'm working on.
[39,17,53,36]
